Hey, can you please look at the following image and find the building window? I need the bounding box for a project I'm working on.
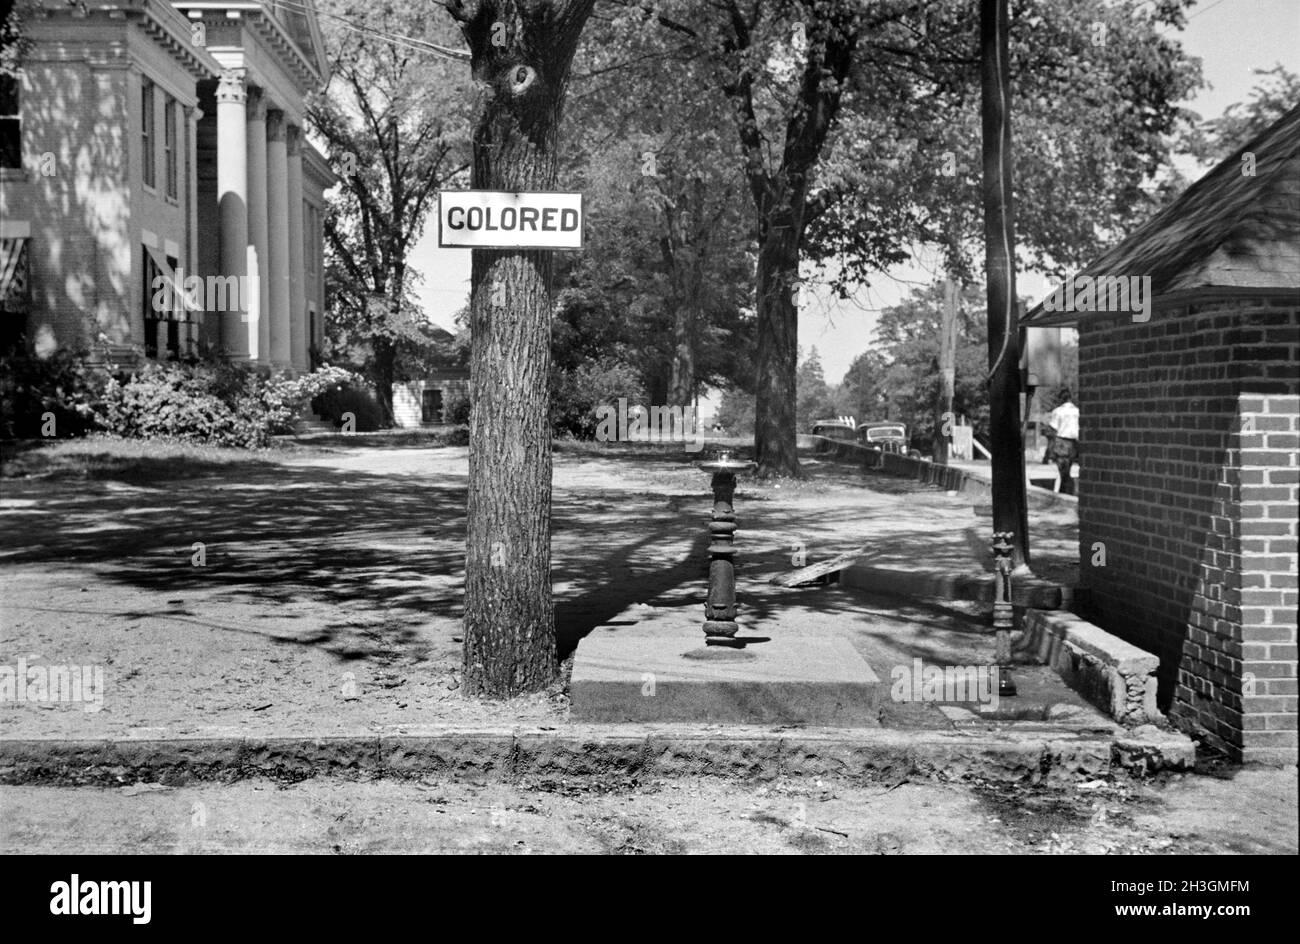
[164,95,177,199]
[0,74,19,170]
[144,247,162,358]
[144,248,198,360]
[141,79,155,189]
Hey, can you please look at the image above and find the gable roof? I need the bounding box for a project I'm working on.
[1023,102,1300,326]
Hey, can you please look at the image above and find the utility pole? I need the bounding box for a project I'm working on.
[980,0,1030,568]
[935,277,958,465]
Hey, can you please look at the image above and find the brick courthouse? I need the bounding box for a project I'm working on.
[1024,105,1299,764]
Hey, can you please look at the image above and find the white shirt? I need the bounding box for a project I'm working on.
[1049,402,1079,441]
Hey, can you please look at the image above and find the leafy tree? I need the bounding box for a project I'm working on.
[795,347,834,430]
[559,13,757,412]
[1185,64,1300,162]
[308,0,473,423]
[449,0,596,697]
[629,0,1201,477]
[714,387,756,434]
[841,281,989,451]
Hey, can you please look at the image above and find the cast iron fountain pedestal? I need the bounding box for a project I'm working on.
[699,450,757,647]
[991,531,1019,696]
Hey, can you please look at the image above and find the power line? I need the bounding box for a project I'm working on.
[265,0,471,64]
[1189,0,1235,19]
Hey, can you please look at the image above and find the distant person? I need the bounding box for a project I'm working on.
[1046,391,1079,495]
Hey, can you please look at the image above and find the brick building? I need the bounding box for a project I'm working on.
[0,0,335,371]
[1023,105,1299,763]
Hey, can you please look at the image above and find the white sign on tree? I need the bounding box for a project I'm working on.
[437,191,584,249]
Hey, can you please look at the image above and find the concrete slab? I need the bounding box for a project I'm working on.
[569,608,882,726]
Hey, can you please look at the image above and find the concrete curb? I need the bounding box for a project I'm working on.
[840,563,1070,609]
[0,723,1195,787]
[1023,610,1163,725]
[810,437,1076,510]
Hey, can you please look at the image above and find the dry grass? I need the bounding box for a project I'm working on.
[0,435,280,483]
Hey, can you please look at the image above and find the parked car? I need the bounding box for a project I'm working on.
[857,422,907,454]
[810,418,858,441]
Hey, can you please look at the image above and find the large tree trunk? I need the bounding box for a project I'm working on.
[452,0,593,698]
[980,0,1030,567]
[753,215,802,476]
[372,335,397,427]
[667,301,695,435]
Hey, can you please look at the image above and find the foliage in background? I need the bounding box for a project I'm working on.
[445,392,471,426]
[840,281,990,452]
[1183,64,1299,164]
[562,13,757,406]
[310,382,387,432]
[98,362,357,448]
[550,360,647,440]
[0,349,104,439]
[309,0,473,424]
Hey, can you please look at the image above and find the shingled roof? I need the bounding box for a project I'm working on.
[1023,102,1300,326]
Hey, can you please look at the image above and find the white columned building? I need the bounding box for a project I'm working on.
[215,69,250,359]
[245,86,270,363]
[0,1,336,373]
[185,1,335,373]
[266,109,293,367]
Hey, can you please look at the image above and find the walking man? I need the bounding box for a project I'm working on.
[1046,391,1080,495]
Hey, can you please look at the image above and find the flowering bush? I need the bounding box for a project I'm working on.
[98,362,360,448]
[0,349,106,439]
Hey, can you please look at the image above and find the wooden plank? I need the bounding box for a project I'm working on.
[769,547,875,587]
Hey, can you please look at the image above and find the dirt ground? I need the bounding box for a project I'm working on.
[0,439,1085,738]
[1,767,1294,854]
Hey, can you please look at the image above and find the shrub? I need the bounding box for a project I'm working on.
[98,361,364,448]
[310,382,386,432]
[0,349,105,439]
[99,362,266,448]
[445,392,471,426]
[550,359,645,439]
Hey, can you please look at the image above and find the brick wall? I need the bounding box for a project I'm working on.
[1078,295,1298,763]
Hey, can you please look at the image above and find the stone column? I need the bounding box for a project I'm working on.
[286,125,307,371]
[266,109,292,368]
[215,71,250,358]
[245,88,270,366]
[183,104,199,276]
[184,104,200,355]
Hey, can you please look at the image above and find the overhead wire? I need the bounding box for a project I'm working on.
[262,0,471,63]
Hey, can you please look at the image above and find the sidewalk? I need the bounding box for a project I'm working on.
[0,441,1184,784]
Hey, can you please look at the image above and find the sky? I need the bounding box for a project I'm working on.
[401,0,1300,414]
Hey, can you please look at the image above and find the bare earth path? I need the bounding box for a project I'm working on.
[0,441,1079,737]
[2,440,1296,854]
[2,769,1295,855]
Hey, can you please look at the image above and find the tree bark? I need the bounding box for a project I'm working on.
[372,335,397,427]
[980,0,1030,567]
[753,217,801,475]
[451,0,593,697]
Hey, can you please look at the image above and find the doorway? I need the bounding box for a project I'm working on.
[421,387,443,424]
